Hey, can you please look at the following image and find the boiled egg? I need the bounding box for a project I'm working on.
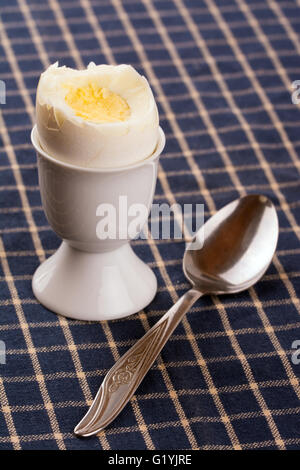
[36,62,159,168]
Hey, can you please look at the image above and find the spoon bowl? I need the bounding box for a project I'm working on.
[184,195,278,294]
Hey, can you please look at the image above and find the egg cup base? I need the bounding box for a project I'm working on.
[32,241,157,321]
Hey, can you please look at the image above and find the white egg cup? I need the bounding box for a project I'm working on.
[31,125,165,321]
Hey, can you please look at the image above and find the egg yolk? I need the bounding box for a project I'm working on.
[64,82,130,123]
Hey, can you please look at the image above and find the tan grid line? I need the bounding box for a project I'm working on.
[0,158,299,179]
[1,0,297,16]
[0,48,66,448]
[173,0,300,412]
[2,175,299,195]
[0,24,35,120]
[0,377,21,449]
[78,0,200,448]
[3,10,300,32]
[2,242,300,258]
[99,315,155,448]
[4,0,111,449]
[4,397,300,425]
[114,5,206,452]
[0,238,65,449]
[47,0,83,69]
[0,429,299,450]
[14,0,152,449]
[17,0,49,69]
[0,17,298,202]
[1,0,298,450]
[0,80,290,100]
[6,118,300,138]
[0,207,300,231]
[2,9,298,42]
[46,0,153,448]
[135,66,300,83]
[267,0,300,57]
[1,290,299,323]
[5,399,300,422]
[1,32,298,54]
[4,28,296,48]
[0,0,298,326]
[2,138,300,160]
[0,211,299,238]
[0,97,296,116]
[0,371,294,398]
[202,0,300,220]
[1,0,109,450]
[2,62,300,85]
[146,0,289,450]
[2,43,300,67]
[207,1,300,180]
[0,163,37,170]
[79,0,115,65]
[3,399,300,432]
[200,0,300,410]
[0,428,299,449]
[3,341,295,367]
[0,99,299,119]
[237,0,295,95]
[17,0,102,449]
[0,69,297,99]
[1,378,300,445]
[1,297,300,335]
[178,0,300,440]
[110,0,243,450]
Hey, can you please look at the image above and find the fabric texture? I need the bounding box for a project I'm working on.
[0,0,300,450]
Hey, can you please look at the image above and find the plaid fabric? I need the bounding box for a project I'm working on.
[0,0,300,451]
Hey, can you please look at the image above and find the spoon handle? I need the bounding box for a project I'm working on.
[74,288,202,437]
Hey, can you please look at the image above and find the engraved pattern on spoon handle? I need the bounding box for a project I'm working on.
[74,288,202,436]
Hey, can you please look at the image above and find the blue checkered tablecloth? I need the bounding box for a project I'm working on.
[1,0,300,450]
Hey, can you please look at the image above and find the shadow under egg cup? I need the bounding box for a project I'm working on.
[31,125,165,321]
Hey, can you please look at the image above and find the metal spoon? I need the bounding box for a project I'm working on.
[74,194,278,437]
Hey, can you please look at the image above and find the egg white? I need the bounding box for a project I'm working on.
[36,62,159,168]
